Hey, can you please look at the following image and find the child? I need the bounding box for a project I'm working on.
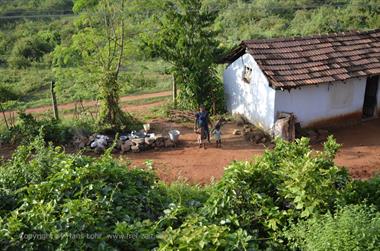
[212,124,222,148]
[212,118,225,148]
[196,126,207,149]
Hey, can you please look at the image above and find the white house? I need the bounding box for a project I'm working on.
[223,29,380,133]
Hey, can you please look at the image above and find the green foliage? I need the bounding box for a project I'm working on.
[0,136,170,250]
[55,0,132,129]
[0,112,72,145]
[1,0,379,114]
[284,204,380,251]
[142,0,224,112]
[0,133,378,250]
[0,86,19,103]
[202,136,349,248]
[8,31,60,68]
[342,175,380,210]
[157,214,253,250]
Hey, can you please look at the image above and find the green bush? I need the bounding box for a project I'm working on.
[0,112,72,145]
[284,204,380,251]
[0,134,374,250]
[157,214,253,250]
[202,136,350,249]
[342,175,380,210]
[0,137,170,250]
[8,31,59,69]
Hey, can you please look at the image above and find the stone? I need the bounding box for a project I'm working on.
[154,134,163,139]
[120,142,132,153]
[145,137,155,145]
[131,145,140,153]
[232,129,241,135]
[235,114,247,126]
[317,129,329,139]
[94,145,105,154]
[72,136,88,149]
[154,136,166,148]
[165,139,175,148]
[260,137,267,143]
[132,138,145,144]
[254,134,263,144]
[307,130,318,143]
[243,127,253,135]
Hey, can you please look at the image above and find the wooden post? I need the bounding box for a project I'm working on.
[50,81,59,120]
[0,103,9,130]
[172,74,177,108]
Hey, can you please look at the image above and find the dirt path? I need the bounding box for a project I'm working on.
[5,91,171,115]
[123,119,380,184]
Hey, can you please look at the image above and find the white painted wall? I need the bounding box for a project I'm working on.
[274,78,367,127]
[223,53,276,132]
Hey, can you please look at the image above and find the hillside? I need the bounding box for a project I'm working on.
[0,0,379,111]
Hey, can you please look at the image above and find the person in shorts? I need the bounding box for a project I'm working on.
[194,105,212,148]
[196,126,207,149]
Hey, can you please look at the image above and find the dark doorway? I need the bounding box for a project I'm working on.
[362,75,379,118]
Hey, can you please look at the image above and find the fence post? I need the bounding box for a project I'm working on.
[172,74,177,108]
[50,80,59,120]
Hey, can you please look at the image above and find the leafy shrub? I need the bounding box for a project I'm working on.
[8,31,59,68]
[0,112,72,145]
[284,204,380,251]
[0,136,170,250]
[157,214,253,251]
[202,136,350,248]
[342,175,380,210]
[0,134,373,250]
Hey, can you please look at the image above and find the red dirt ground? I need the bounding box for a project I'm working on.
[125,118,380,184]
[2,91,380,184]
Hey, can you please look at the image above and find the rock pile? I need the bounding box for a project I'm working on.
[119,134,175,153]
[304,129,329,143]
[90,135,110,153]
[72,131,178,154]
[242,125,270,144]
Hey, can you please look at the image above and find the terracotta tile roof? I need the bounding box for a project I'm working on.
[224,29,380,89]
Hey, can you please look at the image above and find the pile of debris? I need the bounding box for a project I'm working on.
[72,129,180,154]
[232,125,270,144]
[117,131,176,153]
[242,125,271,144]
[232,114,271,144]
[301,129,329,144]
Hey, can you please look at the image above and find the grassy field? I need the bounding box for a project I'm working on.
[0,60,172,111]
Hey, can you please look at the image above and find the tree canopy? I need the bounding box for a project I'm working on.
[142,0,224,111]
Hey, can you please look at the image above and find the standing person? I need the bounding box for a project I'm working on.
[194,105,212,147]
[196,126,207,149]
[212,117,225,148]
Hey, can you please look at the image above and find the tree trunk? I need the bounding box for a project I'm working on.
[98,72,126,128]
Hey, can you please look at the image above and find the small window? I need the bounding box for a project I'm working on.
[243,65,252,83]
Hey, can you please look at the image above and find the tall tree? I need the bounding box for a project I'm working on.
[142,0,224,112]
[56,0,128,128]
